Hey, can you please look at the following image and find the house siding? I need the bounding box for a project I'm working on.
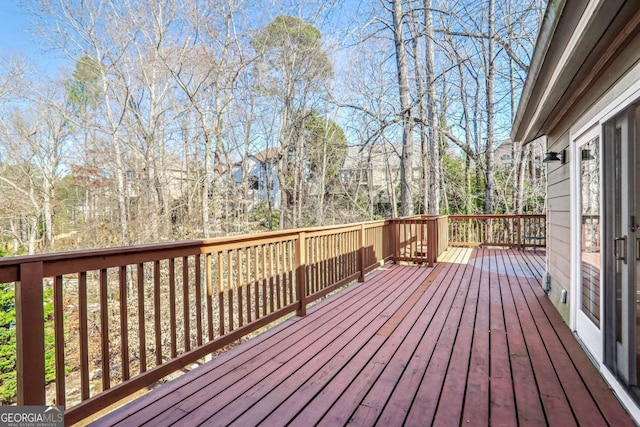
[543,31,640,325]
[546,130,571,322]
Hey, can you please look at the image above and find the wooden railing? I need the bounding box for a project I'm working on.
[0,220,393,425]
[392,215,449,266]
[1,214,543,424]
[448,214,546,248]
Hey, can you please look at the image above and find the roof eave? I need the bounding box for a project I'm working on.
[511,0,567,144]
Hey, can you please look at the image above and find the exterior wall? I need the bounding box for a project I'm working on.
[545,130,571,322]
[544,31,640,325]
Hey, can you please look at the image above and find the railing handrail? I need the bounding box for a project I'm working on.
[0,220,391,281]
[448,214,544,218]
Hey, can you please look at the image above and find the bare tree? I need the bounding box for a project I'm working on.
[390,0,415,216]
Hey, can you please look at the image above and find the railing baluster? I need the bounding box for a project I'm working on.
[282,242,288,304]
[153,261,162,366]
[218,252,225,336]
[183,256,190,352]
[205,254,213,342]
[246,248,252,323]
[333,234,339,283]
[227,251,234,332]
[237,250,243,328]
[289,240,294,300]
[261,245,267,317]
[324,235,330,288]
[54,274,66,404]
[254,246,260,321]
[338,233,343,278]
[269,244,275,313]
[136,264,146,373]
[79,271,89,400]
[275,242,281,309]
[169,259,177,358]
[282,242,288,306]
[119,265,129,380]
[312,237,318,294]
[195,254,202,347]
[358,224,365,282]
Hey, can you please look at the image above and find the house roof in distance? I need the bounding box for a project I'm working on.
[251,148,280,163]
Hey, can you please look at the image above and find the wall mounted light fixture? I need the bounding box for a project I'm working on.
[542,149,566,164]
[581,149,594,161]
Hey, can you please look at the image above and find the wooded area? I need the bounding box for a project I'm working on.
[0,0,546,256]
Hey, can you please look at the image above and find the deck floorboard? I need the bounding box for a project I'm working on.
[92,248,634,427]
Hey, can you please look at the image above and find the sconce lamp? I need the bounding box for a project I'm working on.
[542,149,566,164]
[581,149,594,161]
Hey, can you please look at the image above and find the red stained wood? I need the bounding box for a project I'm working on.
[461,252,490,426]
[497,251,546,426]
[403,263,477,426]
[93,249,633,427]
[292,265,450,426]
[488,251,517,426]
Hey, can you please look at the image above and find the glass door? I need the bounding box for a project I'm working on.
[575,131,602,358]
[604,104,640,389]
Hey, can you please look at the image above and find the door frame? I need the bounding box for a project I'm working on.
[571,125,603,362]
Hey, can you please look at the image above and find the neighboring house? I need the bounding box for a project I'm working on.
[233,148,281,210]
[339,144,421,193]
[512,0,640,421]
[494,138,545,173]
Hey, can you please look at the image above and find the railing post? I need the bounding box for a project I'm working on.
[442,216,450,253]
[517,216,523,250]
[16,261,46,405]
[358,223,366,282]
[427,219,436,267]
[391,220,398,263]
[295,232,307,316]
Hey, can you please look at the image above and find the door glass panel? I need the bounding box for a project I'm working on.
[580,137,601,326]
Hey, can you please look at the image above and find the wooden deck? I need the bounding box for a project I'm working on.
[91,248,634,426]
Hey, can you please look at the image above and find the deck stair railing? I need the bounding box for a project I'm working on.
[0,214,542,424]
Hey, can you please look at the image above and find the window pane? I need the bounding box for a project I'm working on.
[580,136,601,327]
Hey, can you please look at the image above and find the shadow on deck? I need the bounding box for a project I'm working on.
[91,248,633,426]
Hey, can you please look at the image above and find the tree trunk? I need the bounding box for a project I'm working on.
[392,0,414,216]
[202,133,212,237]
[424,0,439,214]
[43,175,54,248]
[383,141,398,218]
[485,0,496,214]
[113,134,130,245]
[516,143,529,213]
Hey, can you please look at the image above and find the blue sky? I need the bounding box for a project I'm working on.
[0,0,363,77]
[0,0,68,74]
[0,1,33,57]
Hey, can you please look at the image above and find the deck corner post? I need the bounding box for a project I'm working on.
[16,261,46,405]
[358,223,366,282]
[295,232,307,317]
